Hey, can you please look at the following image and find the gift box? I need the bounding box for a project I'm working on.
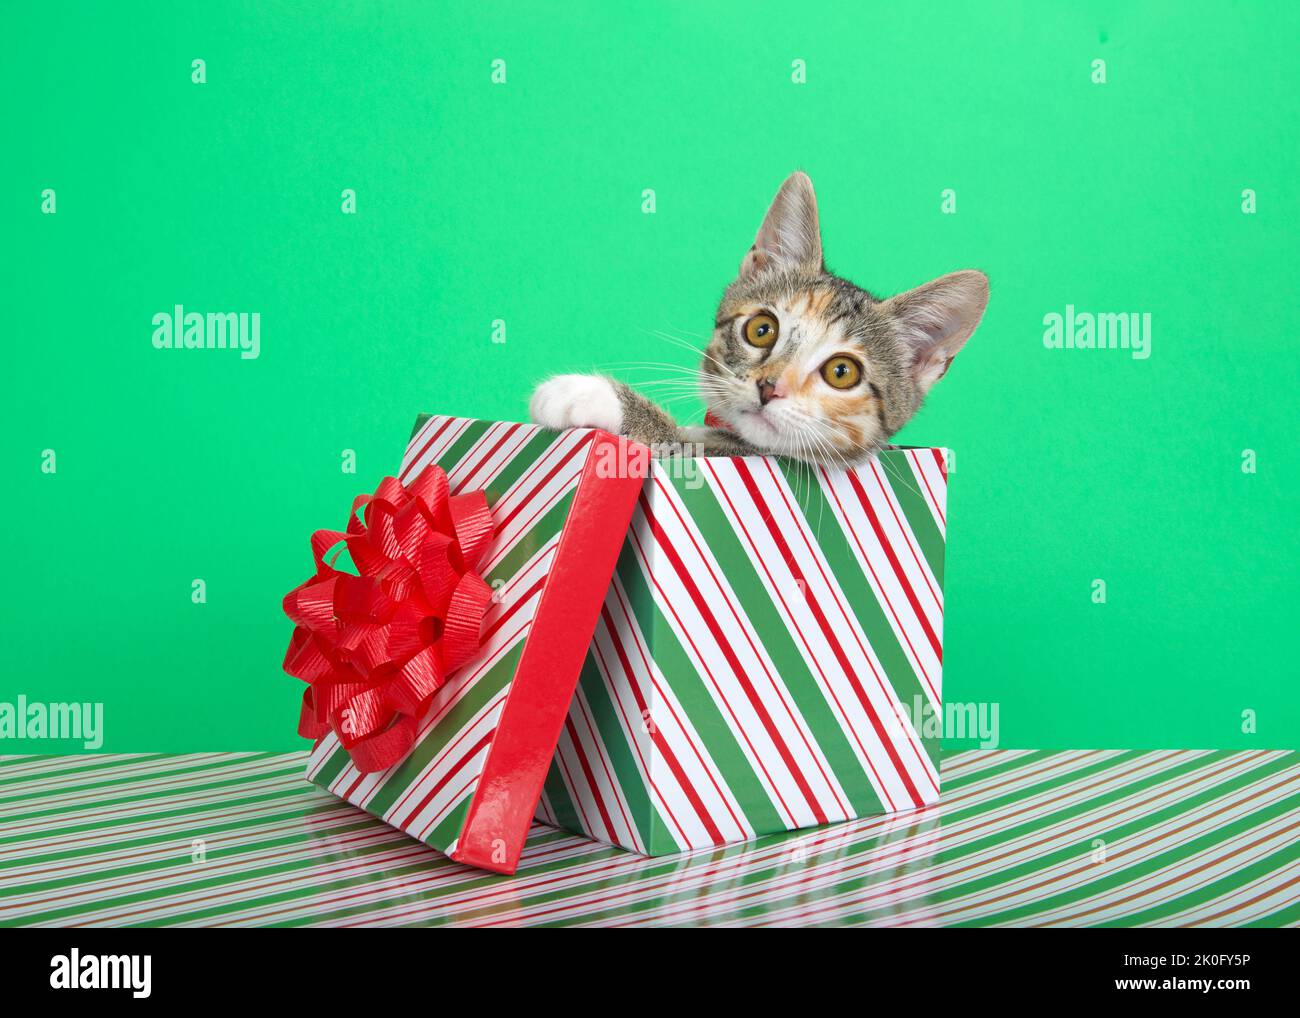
[535,450,946,854]
[288,414,947,873]
[295,416,649,874]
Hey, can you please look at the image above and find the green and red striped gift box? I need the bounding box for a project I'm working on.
[302,415,948,872]
[539,444,947,854]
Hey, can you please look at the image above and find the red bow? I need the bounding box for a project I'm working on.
[282,465,495,773]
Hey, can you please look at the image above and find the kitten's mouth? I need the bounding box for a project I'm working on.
[738,409,778,438]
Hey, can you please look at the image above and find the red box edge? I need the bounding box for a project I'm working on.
[452,431,649,873]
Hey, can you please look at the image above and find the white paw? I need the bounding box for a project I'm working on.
[529,375,624,433]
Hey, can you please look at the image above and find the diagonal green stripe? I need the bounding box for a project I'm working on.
[883,753,1297,927]
[272,831,610,928]
[435,419,493,473]
[0,794,356,880]
[5,751,1293,928]
[0,752,286,807]
[427,796,474,858]
[656,751,1185,926]
[0,754,172,788]
[482,490,575,587]
[1242,884,1300,928]
[409,413,432,441]
[1099,836,1300,928]
[528,812,942,928]
[356,641,525,821]
[308,423,581,852]
[479,430,567,502]
[0,759,305,830]
[671,468,888,816]
[0,781,313,854]
[875,450,945,586]
[571,653,655,850]
[101,839,435,928]
[536,753,1152,925]
[541,764,584,835]
[941,750,1059,790]
[617,532,787,838]
[311,744,350,788]
[0,812,383,900]
[778,458,938,770]
[965,758,1300,927]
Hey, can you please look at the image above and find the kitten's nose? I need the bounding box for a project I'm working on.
[757,380,781,406]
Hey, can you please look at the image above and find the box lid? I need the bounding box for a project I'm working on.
[302,415,648,873]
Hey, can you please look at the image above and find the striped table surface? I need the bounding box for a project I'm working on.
[1,748,1296,927]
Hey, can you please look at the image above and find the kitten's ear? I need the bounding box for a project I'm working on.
[739,171,823,277]
[883,270,989,393]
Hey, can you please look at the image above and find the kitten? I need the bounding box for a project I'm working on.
[530,171,989,466]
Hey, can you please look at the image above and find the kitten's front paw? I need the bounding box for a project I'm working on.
[529,375,624,434]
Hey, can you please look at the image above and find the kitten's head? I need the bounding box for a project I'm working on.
[701,171,989,465]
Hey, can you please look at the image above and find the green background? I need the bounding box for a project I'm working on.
[5,2,1297,753]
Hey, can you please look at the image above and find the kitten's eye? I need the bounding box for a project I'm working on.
[743,313,779,348]
[821,355,862,389]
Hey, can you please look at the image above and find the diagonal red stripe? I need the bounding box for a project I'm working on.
[640,490,830,825]
[731,459,923,809]
[561,716,622,843]
[451,422,523,494]
[491,432,595,539]
[869,459,942,614]
[399,417,457,482]
[845,468,943,663]
[400,729,496,831]
[588,635,691,846]
[913,449,946,527]
[599,604,726,845]
[703,460,904,808]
